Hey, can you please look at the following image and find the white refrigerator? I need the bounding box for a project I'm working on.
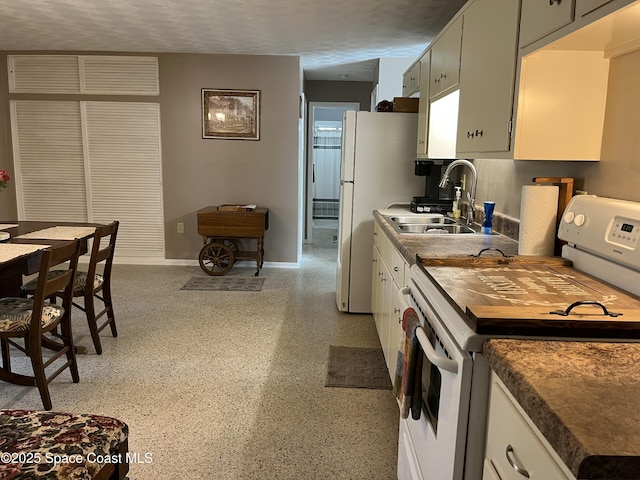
[336,110,424,313]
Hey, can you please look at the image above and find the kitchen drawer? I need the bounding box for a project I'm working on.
[390,245,406,286]
[376,225,405,286]
[373,222,381,249]
[377,224,394,270]
[485,375,573,480]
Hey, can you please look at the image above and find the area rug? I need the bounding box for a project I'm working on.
[180,276,264,291]
[325,345,392,390]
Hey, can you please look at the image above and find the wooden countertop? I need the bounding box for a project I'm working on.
[484,339,640,479]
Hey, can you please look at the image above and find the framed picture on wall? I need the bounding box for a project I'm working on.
[202,89,260,140]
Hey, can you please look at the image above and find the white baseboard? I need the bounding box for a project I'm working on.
[109,257,300,269]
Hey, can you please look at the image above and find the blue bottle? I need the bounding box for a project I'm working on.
[482,201,495,234]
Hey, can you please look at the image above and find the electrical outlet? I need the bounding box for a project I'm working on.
[177,222,184,234]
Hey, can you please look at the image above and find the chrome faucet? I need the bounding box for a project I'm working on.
[438,159,477,226]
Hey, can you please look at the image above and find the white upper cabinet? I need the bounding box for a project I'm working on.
[513,0,640,161]
[456,0,520,155]
[519,0,575,48]
[416,51,431,158]
[576,0,615,15]
[402,61,421,97]
[429,16,463,100]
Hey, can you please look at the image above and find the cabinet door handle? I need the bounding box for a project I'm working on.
[394,266,399,272]
[475,129,483,137]
[505,445,530,478]
[394,307,401,314]
[549,0,561,4]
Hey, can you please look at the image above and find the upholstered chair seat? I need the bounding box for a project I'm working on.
[0,298,64,333]
[23,270,105,297]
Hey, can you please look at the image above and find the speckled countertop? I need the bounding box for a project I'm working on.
[372,209,519,264]
[484,339,640,479]
[373,209,640,479]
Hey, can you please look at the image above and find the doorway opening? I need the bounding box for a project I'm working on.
[306,102,359,248]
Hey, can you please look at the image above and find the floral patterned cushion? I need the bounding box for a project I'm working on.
[0,298,64,333]
[71,272,104,296]
[22,271,104,297]
[0,409,128,480]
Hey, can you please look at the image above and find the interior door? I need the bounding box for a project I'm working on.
[305,102,359,244]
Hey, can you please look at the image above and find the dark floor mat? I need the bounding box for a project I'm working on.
[181,276,264,291]
[325,345,392,390]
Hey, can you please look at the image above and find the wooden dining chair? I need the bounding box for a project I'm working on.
[23,221,119,355]
[0,239,82,410]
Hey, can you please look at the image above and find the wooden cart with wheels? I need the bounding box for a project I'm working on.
[197,206,269,276]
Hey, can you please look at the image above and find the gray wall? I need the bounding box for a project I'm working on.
[304,80,373,109]
[0,52,301,263]
[473,49,640,218]
[158,53,300,263]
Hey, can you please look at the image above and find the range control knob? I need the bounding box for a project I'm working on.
[563,211,575,224]
[574,213,586,227]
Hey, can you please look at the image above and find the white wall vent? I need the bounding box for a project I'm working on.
[8,55,81,94]
[8,55,159,96]
[80,56,159,95]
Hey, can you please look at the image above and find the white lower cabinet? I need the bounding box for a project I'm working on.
[484,373,576,480]
[371,222,408,380]
[483,459,502,480]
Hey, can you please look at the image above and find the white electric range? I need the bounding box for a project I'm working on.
[397,195,640,480]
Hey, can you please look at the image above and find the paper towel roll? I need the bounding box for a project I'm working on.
[518,185,559,256]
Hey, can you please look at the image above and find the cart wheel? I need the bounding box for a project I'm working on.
[206,237,240,254]
[199,242,235,276]
[222,238,240,254]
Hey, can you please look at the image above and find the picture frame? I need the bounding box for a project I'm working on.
[202,89,260,140]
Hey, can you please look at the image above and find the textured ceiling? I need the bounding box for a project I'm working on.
[0,0,466,81]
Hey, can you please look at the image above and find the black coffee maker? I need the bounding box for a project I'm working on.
[411,160,455,213]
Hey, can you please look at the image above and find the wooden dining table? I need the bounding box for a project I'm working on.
[0,220,104,298]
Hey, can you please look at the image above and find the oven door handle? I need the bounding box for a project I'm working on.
[415,328,459,374]
[401,287,459,375]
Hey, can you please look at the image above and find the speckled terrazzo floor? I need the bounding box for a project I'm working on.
[0,226,399,479]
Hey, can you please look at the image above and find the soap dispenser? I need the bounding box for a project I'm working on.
[452,186,462,219]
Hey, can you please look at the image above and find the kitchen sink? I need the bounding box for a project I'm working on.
[397,223,477,234]
[384,214,497,235]
[388,215,457,225]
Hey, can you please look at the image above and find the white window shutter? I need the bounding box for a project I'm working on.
[83,101,165,258]
[80,56,159,95]
[8,55,159,96]
[10,100,88,221]
[8,55,81,94]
